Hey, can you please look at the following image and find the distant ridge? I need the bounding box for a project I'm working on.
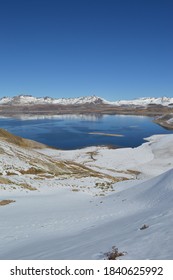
[0,95,105,106]
[0,94,173,107]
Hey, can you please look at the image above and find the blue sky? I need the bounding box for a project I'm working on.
[0,0,172,100]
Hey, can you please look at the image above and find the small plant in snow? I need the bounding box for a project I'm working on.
[104,246,125,260]
[140,224,149,230]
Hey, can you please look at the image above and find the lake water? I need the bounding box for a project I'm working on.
[0,114,172,150]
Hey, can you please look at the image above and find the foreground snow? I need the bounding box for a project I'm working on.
[0,134,173,259]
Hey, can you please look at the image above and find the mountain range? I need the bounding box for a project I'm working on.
[0,94,173,107]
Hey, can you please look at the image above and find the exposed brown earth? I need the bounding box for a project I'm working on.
[0,103,173,115]
[0,200,15,206]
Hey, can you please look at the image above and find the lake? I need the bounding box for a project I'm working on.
[0,114,172,150]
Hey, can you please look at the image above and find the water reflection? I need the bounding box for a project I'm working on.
[0,114,172,150]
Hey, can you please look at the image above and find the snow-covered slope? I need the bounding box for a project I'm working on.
[0,94,173,107]
[0,131,173,259]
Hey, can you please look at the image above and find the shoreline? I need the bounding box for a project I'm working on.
[0,103,173,130]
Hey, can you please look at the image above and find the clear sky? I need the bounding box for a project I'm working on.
[0,0,172,101]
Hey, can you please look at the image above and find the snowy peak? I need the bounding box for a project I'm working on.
[51,95,104,105]
[0,95,105,105]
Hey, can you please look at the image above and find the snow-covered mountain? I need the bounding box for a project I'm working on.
[110,96,173,107]
[0,95,104,105]
[0,94,173,106]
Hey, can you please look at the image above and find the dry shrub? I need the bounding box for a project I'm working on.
[140,224,149,230]
[104,246,125,260]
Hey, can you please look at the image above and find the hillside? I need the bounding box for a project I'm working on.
[0,129,126,193]
[0,128,49,149]
[0,130,173,259]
